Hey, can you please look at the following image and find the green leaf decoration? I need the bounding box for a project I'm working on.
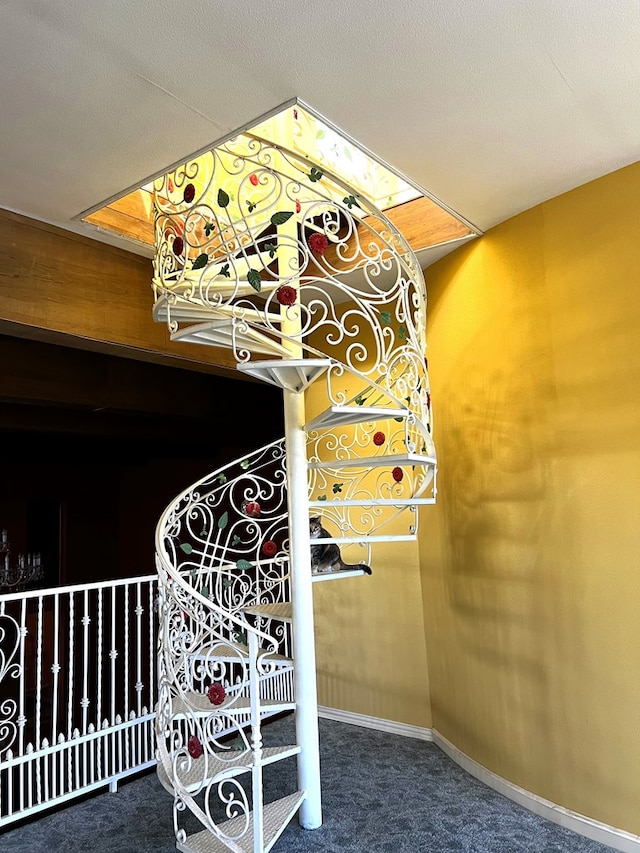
[240,460,250,469]
[343,146,353,161]
[380,311,392,325]
[247,200,257,213]
[318,495,327,501]
[235,631,248,645]
[398,325,407,340]
[232,535,241,546]
[309,167,323,182]
[316,129,325,139]
[217,473,228,484]
[190,569,197,578]
[354,395,367,406]
[217,188,230,207]
[332,483,344,494]
[192,253,209,270]
[200,585,209,598]
[204,222,215,236]
[236,559,253,572]
[180,543,193,554]
[247,269,262,292]
[223,577,232,589]
[270,211,293,226]
[394,416,404,422]
[218,511,229,530]
[265,242,277,258]
[220,263,230,278]
[343,195,361,209]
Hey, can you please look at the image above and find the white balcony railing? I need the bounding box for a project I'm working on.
[0,575,158,827]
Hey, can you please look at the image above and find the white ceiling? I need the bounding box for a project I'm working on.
[2,0,640,266]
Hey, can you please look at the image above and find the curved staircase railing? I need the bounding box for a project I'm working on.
[152,115,437,853]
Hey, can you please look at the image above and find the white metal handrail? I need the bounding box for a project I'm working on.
[0,574,158,827]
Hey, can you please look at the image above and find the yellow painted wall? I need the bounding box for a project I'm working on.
[421,161,640,833]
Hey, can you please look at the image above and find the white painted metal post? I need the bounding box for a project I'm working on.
[283,388,322,829]
[277,194,322,830]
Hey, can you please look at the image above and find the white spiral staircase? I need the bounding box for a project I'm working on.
[152,124,437,853]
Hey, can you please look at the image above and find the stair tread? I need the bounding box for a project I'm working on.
[176,790,306,853]
[308,452,437,471]
[305,404,409,430]
[171,321,290,357]
[244,602,293,623]
[192,642,292,666]
[169,692,295,718]
[237,358,332,393]
[157,744,300,794]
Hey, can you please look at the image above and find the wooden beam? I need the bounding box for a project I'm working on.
[0,209,240,378]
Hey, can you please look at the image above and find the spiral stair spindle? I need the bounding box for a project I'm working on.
[152,122,437,853]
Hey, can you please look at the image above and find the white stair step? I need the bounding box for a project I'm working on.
[308,452,437,471]
[237,358,332,393]
[171,321,291,357]
[244,602,293,623]
[308,497,436,507]
[192,643,292,667]
[312,567,371,582]
[157,744,301,794]
[305,405,409,430]
[176,790,306,853]
[169,692,295,719]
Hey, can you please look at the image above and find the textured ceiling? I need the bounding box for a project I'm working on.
[2,0,640,266]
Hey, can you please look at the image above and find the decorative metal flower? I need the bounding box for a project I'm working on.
[173,236,184,256]
[373,431,385,446]
[308,233,328,255]
[183,183,196,203]
[276,285,297,306]
[188,736,203,758]
[244,501,261,517]
[392,466,404,482]
[262,540,277,557]
[249,173,259,186]
[207,682,226,706]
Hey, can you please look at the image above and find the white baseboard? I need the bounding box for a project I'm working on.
[317,705,433,741]
[433,729,640,853]
[316,707,640,853]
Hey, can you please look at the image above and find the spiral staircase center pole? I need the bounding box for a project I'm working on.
[278,205,322,829]
[283,386,322,829]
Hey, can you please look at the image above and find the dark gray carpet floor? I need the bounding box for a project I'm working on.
[0,715,617,853]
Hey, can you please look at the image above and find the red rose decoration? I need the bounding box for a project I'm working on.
[188,736,203,759]
[276,285,297,306]
[426,392,431,410]
[183,183,195,203]
[168,178,174,193]
[262,540,277,557]
[392,466,404,482]
[173,236,184,256]
[244,501,261,517]
[207,682,226,706]
[373,431,385,446]
[295,199,301,213]
[308,233,328,255]
[249,173,259,186]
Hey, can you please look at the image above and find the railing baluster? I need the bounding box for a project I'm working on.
[123,584,130,768]
[17,598,26,813]
[96,586,103,780]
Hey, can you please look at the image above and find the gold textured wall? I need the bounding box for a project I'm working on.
[420,160,640,834]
